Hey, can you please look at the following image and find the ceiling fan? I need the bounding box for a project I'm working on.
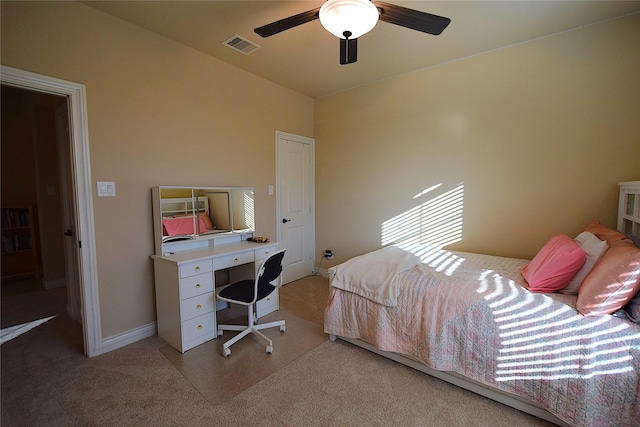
[254,0,451,65]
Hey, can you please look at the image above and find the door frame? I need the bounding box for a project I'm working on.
[1,65,102,357]
[275,130,316,282]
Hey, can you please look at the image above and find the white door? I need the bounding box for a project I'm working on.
[56,102,82,323]
[276,131,315,284]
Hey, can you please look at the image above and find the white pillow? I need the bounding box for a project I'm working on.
[558,231,608,294]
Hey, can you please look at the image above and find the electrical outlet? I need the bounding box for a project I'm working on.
[324,250,334,260]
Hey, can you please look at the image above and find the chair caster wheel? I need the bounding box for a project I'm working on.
[280,325,286,332]
[266,345,273,354]
[222,348,231,357]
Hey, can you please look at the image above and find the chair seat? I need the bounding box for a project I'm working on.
[218,279,275,304]
[216,249,286,357]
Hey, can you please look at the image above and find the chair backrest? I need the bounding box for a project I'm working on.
[256,249,286,290]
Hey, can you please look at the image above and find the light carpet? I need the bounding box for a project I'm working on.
[1,275,555,426]
[220,336,553,426]
[159,309,327,405]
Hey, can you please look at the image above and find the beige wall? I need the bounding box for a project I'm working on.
[315,14,640,264]
[1,2,314,339]
[3,1,639,345]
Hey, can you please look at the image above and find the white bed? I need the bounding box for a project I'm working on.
[325,236,640,426]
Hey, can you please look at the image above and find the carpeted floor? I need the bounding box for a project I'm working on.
[1,274,555,426]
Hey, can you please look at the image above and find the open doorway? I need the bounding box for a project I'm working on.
[1,66,102,357]
[1,85,84,353]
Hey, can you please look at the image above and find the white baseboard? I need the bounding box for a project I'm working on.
[101,322,157,354]
[313,268,330,278]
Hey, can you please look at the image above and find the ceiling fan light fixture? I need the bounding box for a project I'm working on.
[319,0,379,39]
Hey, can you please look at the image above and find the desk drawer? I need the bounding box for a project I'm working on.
[179,259,213,279]
[213,251,254,270]
[180,292,215,321]
[256,288,279,318]
[180,259,212,279]
[179,273,214,300]
[254,246,276,263]
[182,312,216,350]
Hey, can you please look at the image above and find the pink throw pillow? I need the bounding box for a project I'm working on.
[522,235,587,293]
[584,220,629,246]
[577,240,640,316]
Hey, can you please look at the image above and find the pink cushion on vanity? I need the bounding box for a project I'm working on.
[162,215,207,236]
[199,212,214,231]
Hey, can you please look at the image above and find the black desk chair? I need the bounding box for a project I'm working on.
[216,249,286,357]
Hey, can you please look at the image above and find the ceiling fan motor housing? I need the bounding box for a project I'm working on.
[319,0,380,39]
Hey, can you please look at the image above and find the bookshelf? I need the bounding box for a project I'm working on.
[1,206,39,280]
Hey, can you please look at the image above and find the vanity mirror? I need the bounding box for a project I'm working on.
[152,186,255,255]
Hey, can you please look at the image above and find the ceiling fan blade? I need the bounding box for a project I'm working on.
[374,2,451,35]
[254,7,321,37]
[340,37,358,65]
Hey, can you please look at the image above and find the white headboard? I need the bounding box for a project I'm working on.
[160,197,209,217]
[618,181,640,246]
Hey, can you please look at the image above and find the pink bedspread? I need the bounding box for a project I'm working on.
[324,250,640,427]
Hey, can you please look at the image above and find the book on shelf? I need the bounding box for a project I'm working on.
[1,208,30,229]
[1,232,32,253]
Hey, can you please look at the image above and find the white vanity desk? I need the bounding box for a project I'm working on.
[151,185,278,353]
[152,240,278,353]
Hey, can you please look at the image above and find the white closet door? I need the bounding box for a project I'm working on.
[276,131,315,284]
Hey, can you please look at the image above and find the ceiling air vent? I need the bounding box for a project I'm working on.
[223,35,262,55]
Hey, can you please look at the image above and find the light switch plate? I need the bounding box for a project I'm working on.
[97,181,116,197]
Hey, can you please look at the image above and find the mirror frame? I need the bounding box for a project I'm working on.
[152,186,255,255]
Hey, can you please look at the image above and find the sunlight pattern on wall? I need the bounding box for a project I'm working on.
[381,183,464,251]
[476,269,640,381]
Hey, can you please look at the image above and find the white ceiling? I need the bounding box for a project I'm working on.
[82,1,640,98]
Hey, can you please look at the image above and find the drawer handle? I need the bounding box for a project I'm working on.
[196,283,201,288]
[198,325,203,330]
[266,298,271,302]
[265,251,270,255]
[196,304,202,309]
[195,266,200,271]
[234,258,239,263]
